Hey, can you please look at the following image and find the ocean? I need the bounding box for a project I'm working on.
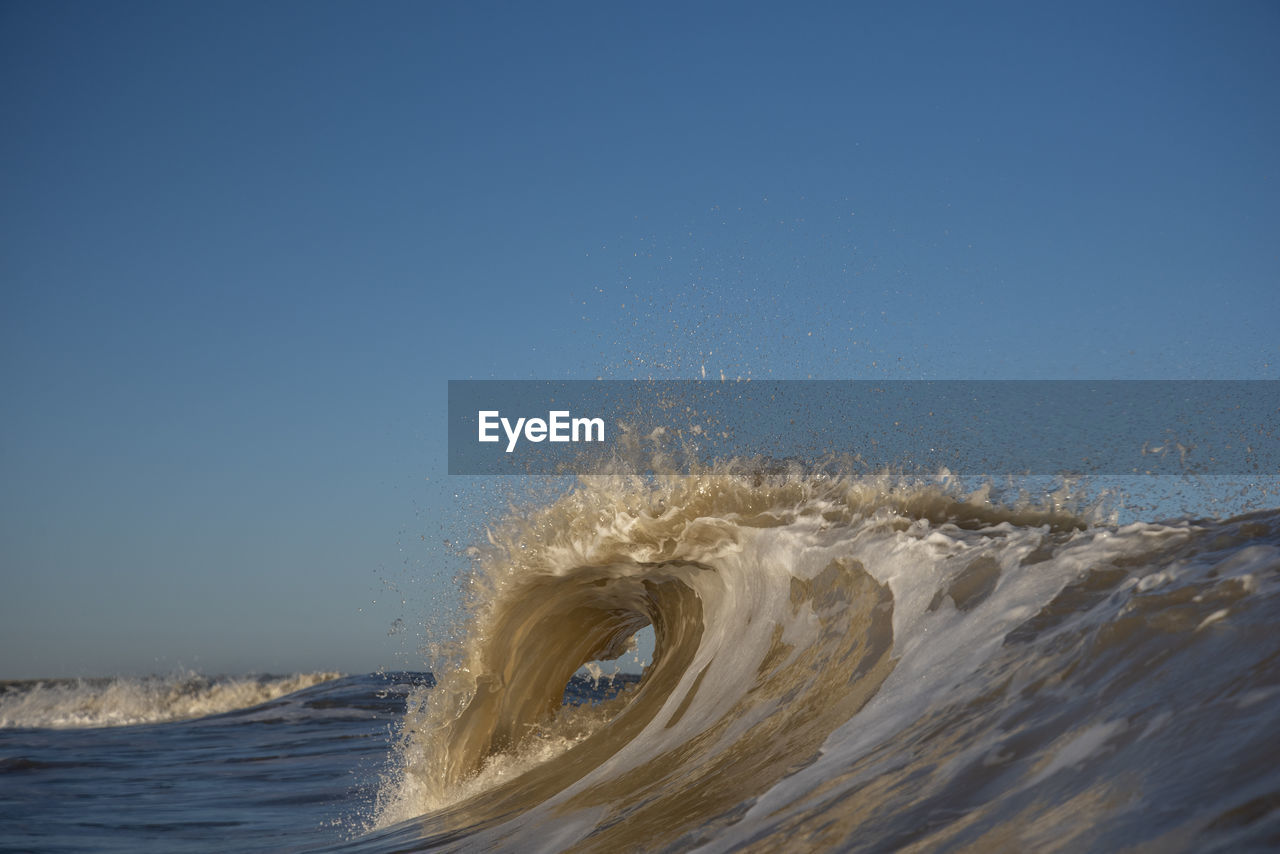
[3,473,1278,852]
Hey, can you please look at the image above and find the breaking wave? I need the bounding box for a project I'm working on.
[367,470,1280,852]
[0,671,343,729]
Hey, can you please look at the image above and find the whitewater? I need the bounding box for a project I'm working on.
[3,472,1278,852]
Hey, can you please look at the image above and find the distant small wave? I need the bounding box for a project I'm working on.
[0,671,343,729]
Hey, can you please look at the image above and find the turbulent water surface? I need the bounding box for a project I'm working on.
[3,474,1279,852]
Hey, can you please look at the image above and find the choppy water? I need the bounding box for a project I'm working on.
[0,672,433,852]
[4,473,1279,852]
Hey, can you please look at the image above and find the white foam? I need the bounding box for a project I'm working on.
[1025,719,1127,787]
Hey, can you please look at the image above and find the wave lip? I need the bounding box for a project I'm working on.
[0,671,343,729]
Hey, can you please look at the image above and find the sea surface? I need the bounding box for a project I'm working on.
[3,473,1279,852]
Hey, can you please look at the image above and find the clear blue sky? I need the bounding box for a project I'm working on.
[2,1,1277,678]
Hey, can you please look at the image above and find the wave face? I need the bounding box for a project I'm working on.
[0,672,343,729]
[371,473,1280,852]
